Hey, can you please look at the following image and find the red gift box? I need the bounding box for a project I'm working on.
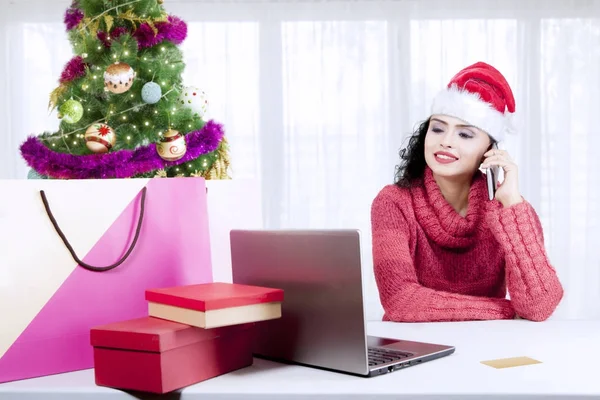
[145,282,284,329]
[90,317,255,394]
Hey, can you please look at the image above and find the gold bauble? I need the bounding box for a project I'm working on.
[85,123,116,153]
[157,129,187,161]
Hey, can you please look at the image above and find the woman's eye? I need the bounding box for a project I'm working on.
[459,132,474,139]
[432,128,444,133]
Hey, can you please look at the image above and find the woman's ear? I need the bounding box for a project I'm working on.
[481,148,490,163]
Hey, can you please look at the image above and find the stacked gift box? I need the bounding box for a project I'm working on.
[90,282,284,394]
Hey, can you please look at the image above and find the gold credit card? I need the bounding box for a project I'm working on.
[481,356,542,369]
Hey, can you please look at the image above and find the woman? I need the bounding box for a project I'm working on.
[371,62,563,322]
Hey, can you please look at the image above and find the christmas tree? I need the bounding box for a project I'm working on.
[20,0,230,180]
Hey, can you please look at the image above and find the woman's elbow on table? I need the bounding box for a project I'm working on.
[513,284,564,322]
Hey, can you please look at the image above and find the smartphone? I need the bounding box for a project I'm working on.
[486,143,501,201]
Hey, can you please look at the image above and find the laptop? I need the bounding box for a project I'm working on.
[229,229,455,377]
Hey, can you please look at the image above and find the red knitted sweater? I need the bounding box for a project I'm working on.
[370,166,564,322]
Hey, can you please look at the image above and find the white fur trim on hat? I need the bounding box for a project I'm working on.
[431,84,514,142]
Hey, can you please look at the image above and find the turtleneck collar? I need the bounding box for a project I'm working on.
[409,165,498,249]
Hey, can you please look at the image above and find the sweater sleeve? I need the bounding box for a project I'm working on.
[486,199,564,321]
[371,191,516,322]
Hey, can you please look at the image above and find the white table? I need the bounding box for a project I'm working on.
[1,320,599,400]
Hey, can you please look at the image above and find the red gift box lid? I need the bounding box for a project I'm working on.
[144,282,284,312]
[90,317,254,353]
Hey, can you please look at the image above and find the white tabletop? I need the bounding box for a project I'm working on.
[1,320,599,400]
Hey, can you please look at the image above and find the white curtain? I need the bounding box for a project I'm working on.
[2,0,599,321]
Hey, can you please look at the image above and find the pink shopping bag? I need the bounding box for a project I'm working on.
[0,177,213,383]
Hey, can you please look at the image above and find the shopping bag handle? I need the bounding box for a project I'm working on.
[39,187,147,272]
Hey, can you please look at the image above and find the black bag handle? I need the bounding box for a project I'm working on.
[40,187,147,272]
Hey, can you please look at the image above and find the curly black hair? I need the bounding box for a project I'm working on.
[394,117,497,188]
[394,118,431,188]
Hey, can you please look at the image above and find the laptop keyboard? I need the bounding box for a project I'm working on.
[368,347,413,366]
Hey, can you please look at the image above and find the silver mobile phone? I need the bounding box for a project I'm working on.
[486,143,500,201]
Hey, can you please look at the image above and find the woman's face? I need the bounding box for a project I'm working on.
[424,114,492,179]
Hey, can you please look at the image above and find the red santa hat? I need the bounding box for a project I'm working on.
[431,61,516,142]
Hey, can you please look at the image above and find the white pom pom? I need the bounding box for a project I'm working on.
[505,112,518,136]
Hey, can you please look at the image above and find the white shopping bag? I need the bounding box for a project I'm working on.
[0,177,213,383]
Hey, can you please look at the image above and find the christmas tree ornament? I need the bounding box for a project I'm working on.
[157,129,187,161]
[85,123,116,153]
[27,169,47,179]
[58,99,84,124]
[178,87,208,118]
[104,62,136,94]
[141,82,162,104]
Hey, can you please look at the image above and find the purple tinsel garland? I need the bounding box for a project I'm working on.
[20,121,224,180]
[60,56,87,84]
[94,16,187,50]
[134,16,187,49]
[64,5,83,31]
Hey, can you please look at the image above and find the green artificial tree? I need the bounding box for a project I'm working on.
[21,0,231,180]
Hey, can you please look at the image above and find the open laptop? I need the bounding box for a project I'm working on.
[229,229,455,377]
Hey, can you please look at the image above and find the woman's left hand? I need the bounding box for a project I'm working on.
[481,148,523,208]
